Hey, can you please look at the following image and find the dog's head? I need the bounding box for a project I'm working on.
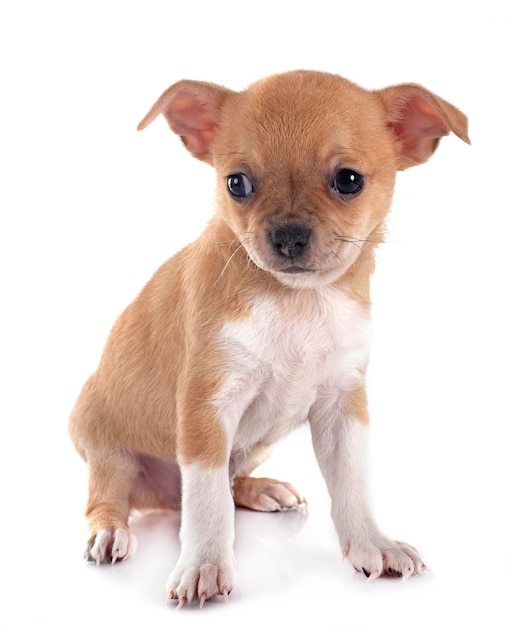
[138,71,469,288]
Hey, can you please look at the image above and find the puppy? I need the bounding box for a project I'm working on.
[69,70,469,607]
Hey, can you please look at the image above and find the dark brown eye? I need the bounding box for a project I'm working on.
[226,173,254,199]
[332,169,364,196]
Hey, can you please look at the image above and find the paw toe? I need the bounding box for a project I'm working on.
[383,549,415,579]
[85,528,136,564]
[167,561,235,607]
[348,538,424,581]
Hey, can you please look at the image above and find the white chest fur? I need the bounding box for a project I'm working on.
[214,287,372,460]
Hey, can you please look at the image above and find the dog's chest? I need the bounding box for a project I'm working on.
[215,289,371,450]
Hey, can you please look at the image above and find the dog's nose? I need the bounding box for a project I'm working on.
[270,224,311,259]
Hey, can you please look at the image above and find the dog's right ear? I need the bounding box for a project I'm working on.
[137,80,233,163]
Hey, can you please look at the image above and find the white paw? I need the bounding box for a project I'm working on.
[344,537,426,580]
[167,559,236,608]
[85,528,137,565]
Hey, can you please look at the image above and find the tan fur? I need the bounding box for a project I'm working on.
[342,385,370,425]
[68,70,469,601]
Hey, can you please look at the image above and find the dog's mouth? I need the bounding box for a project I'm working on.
[245,249,347,287]
[277,266,318,274]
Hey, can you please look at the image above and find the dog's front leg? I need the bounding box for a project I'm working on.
[167,405,237,607]
[168,460,235,607]
[309,386,425,580]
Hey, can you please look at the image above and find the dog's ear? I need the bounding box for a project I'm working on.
[137,80,233,163]
[377,84,470,170]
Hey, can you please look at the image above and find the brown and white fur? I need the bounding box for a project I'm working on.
[68,70,469,607]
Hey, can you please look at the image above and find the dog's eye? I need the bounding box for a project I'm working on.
[332,169,364,196]
[226,173,254,199]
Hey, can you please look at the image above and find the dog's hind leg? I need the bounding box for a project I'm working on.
[83,449,139,564]
[233,476,305,511]
[231,446,306,512]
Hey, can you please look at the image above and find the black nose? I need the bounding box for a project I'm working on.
[270,224,311,259]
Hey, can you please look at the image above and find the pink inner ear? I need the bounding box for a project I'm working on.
[388,95,450,165]
[163,90,218,159]
[165,91,216,133]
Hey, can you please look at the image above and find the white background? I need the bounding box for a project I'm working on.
[1,1,509,624]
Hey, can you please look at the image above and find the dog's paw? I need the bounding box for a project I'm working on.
[233,476,306,512]
[85,528,137,565]
[167,560,236,608]
[345,538,426,580]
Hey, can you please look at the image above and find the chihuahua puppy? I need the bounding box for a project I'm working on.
[69,70,469,607]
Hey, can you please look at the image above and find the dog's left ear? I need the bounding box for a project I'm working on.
[377,84,470,170]
[137,80,234,164]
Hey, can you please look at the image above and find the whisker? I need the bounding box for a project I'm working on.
[333,233,385,256]
[329,250,344,266]
[338,237,363,253]
[214,237,251,286]
[334,235,378,245]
